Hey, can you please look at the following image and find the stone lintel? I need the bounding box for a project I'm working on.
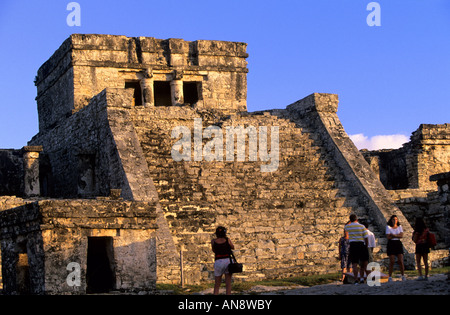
[22,146,43,153]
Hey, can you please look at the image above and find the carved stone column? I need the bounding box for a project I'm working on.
[141,78,154,107]
[141,69,154,107]
[22,146,43,197]
[170,80,184,106]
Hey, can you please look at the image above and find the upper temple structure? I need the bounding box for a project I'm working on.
[0,34,448,294]
[35,34,248,132]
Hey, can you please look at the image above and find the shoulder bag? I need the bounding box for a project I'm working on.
[225,238,243,273]
[427,231,437,249]
[228,251,243,274]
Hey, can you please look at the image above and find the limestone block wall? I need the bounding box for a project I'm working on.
[103,89,181,283]
[388,173,450,267]
[430,172,450,248]
[408,124,450,190]
[26,86,420,284]
[0,196,30,211]
[279,94,415,259]
[0,196,31,289]
[28,89,132,199]
[35,38,75,131]
[29,87,181,284]
[35,34,248,132]
[4,33,446,291]
[362,148,409,190]
[128,104,356,283]
[99,91,420,283]
[391,172,450,248]
[0,198,158,295]
[362,124,450,191]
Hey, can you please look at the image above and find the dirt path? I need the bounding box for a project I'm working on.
[256,274,449,295]
[198,273,449,295]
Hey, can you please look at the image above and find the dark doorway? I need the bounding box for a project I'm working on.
[16,241,30,294]
[125,81,143,106]
[154,81,172,106]
[86,237,115,293]
[183,82,200,105]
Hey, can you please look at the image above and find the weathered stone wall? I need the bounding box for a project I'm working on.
[5,34,446,290]
[35,34,248,132]
[390,173,450,248]
[409,124,450,190]
[102,88,181,283]
[35,37,74,132]
[129,103,357,282]
[29,87,181,284]
[27,86,424,285]
[362,124,450,191]
[0,196,30,211]
[0,198,158,294]
[388,173,450,268]
[0,201,45,294]
[279,94,414,256]
[117,92,420,282]
[430,172,450,249]
[0,196,31,289]
[28,89,131,199]
[362,148,409,190]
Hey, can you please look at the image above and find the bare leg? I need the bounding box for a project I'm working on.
[416,253,423,277]
[214,276,222,295]
[360,261,368,280]
[225,273,232,295]
[352,263,359,280]
[397,254,404,275]
[388,255,395,277]
[423,253,429,278]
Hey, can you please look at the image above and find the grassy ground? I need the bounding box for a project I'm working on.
[156,266,450,295]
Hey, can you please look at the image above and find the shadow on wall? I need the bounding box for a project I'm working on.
[1,232,157,295]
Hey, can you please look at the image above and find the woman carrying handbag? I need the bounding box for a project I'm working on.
[211,226,235,295]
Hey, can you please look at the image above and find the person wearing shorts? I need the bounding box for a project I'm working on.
[338,232,352,282]
[344,214,369,284]
[211,226,235,295]
[386,215,406,282]
[412,217,430,281]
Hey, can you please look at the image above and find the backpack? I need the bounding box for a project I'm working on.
[427,231,437,249]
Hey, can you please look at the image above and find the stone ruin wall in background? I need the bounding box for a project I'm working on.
[0,34,448,288]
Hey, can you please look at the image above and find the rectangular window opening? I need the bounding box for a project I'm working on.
[154,81,172,106]
[183,82,200,106]
[125,81,143,106]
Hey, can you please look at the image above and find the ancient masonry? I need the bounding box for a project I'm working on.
[0,34,448,294]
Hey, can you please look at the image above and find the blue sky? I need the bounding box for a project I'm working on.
[0,0,449,149]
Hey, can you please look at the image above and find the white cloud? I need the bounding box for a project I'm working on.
[349,133,409,150]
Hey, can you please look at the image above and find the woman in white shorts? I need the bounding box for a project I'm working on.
[211,226,235,295]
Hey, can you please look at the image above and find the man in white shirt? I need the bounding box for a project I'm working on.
[344,214,369,284]
[362,221,376,262]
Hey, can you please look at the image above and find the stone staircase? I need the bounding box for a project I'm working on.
[128,105,395,282]
[292,112,399,260]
